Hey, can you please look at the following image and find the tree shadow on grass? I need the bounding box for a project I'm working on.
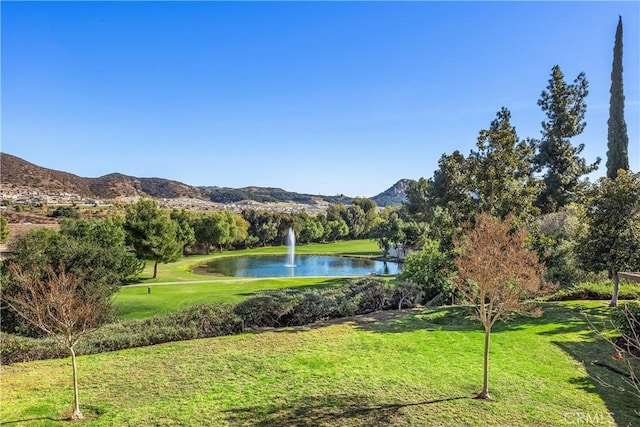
[551,328,640,426]
[346,302,639,425]
[1,405,103,425]
[1,417,62,426]
[222,394,469,427]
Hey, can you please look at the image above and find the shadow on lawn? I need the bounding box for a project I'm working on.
[1,405,103,425]
[223,394,469,426]
[545,304,640,427]
[348,302,640,426]
[1,417,61,426]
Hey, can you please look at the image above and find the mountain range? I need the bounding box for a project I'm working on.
[0,153,408,207]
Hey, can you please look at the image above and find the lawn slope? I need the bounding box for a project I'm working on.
[1,302,637,426]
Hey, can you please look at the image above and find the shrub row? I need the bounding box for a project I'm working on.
[1,278,423,364]
[234,278,398,328]
[1,303,242,364]
[545,281,640,301]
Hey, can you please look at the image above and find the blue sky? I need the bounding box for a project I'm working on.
[2,1,639,198]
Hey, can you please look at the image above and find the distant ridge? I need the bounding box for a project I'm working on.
[0,153,208,200]
[0,152,407,206]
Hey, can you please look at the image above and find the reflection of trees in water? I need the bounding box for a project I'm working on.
[202,255,400,277]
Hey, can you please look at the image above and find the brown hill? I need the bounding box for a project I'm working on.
[0,153,209,200]
[1,152,405,205]
[1,153,94,195]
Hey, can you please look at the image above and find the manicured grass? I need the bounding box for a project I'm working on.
[115,277,350,320]
[115,239,383,320]
[2,301,638,426]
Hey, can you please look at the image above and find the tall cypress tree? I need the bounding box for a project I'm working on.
[606,16,629,179]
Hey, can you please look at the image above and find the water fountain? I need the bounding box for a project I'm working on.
[285,227,296,267]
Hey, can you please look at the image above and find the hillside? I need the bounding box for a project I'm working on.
[371,179,410,207]
[0,153,209,200]
[1,153,408,206]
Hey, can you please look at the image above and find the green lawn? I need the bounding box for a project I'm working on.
[115,277,350,320]
[2,301,638,426]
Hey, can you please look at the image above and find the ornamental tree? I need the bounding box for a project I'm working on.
[3,265,113,420]
[454,213,545,399]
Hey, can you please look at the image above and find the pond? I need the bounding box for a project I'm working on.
[197,255,401,278]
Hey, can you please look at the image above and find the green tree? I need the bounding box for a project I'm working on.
[242,209,281,246]
[1,220,140,335]
[535,65,600,213]
[59,217,144,284]
[352,197,378,236]
[193,211,237,252]
[607,16,630,179]
[6,222,142,293]
[530,204,588,286]
[192,214,219,253]
[298,215,323,244]
[170,209,196,252]
[431,151,476,225]
[469,107,540,222]
[370,211,404,257]
[0,215,8,243]
[398,238,451,303]
[325,218,349,242]
[576,171,640,307]
[454,213,545,400]
[124,198,183,279]
[345,204,367,238]
[230,212,250,248]
[49,206,80,219]
[402,178,433,223]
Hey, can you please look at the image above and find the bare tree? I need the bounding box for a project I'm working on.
[454,213,545,399]
[3,264,113,420]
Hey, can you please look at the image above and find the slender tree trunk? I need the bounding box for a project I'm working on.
[70,346,84,420]
[153,260,159,279]
[476,325,491,400]
[610,270,620,307]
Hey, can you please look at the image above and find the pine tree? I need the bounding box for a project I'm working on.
[534,65,600,213]
[606,16,629,179]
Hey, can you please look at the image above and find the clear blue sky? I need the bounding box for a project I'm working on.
[2,1,639,198]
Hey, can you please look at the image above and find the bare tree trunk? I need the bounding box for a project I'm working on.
[153,260,159,279]
[70,346,84,420]
[476,325,491,400]
[610,270,620,307]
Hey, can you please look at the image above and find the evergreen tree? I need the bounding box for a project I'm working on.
[606,16,629,179]
[124,198,183,279]
[576,171,640,307]
[469,107,540,222]
[535,65,600,213]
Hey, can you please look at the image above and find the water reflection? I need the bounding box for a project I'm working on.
[201,255,401,278]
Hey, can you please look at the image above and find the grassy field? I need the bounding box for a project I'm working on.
[115,277,350,320]
[2,301,638,426]
[115,239,382,319]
